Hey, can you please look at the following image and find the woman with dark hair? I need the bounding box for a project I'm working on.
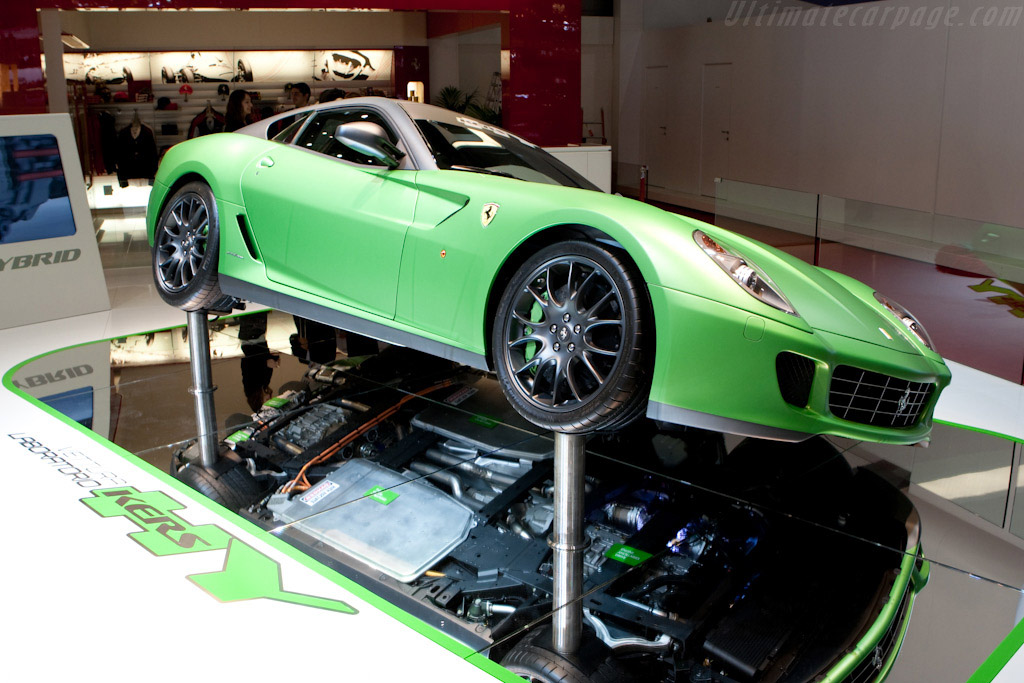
[318,88,346,103]
[225,89,253,132]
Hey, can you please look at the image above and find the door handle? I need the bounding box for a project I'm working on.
[257,156,275,168]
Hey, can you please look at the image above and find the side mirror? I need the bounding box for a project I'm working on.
[334,121,404,169]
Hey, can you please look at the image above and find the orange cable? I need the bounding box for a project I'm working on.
[281,380,453,494]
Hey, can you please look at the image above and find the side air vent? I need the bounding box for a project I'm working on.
[236,214,259,260]
[776,352,815,408]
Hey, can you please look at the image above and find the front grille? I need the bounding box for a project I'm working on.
[776,352,815,408]
[846,585,912,683]
[828,366,933,428]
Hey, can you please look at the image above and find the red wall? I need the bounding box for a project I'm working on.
[0,1,581,146]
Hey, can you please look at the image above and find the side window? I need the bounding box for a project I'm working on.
[271,113,311,144]
[295,108,399,166]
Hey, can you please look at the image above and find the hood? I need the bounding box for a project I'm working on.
[695,225,929,356]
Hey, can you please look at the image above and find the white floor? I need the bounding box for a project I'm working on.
[2,264,1023,682]
[0,267,510,683]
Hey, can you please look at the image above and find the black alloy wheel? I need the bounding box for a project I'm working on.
[152,181,236,312]
[494,240,649,434]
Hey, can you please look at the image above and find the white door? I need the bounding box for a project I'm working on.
[700,63,733,198]
[643,65,670,189]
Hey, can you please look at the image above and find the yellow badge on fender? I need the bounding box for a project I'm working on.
[481,203,500,227]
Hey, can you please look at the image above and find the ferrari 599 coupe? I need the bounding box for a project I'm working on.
[147,98,949,440]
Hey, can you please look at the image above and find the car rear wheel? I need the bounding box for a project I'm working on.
[175,463,260,512]
[152,181,237,312]
[501,626,630,683]
[493,240,649,434]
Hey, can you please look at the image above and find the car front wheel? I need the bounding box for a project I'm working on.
[493,240,650,434]
[152,181,236,312]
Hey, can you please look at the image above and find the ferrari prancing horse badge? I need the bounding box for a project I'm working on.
[481,203,500,227]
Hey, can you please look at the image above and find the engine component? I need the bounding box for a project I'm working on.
[584,609,672,652]
[410,381,554,461]
[583,524,629,576]
[276,402,350,451]
[268,459,475,582]
[604,503,650,531]
[521,496,554,536]
[256,389,304,420]
[424,447,520,488]
[408,461,497,510]
[466,598,517,622]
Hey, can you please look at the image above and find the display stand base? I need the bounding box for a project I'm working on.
[550,431,588,655]
[186,310,219,468]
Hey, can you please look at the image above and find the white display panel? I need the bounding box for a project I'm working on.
[0,114,109,329]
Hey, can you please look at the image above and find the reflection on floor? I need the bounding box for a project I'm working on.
[88,174,154,271]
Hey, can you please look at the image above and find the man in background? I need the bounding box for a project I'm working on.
[290,82,312,109]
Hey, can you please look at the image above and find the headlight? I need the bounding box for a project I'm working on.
[874,292,936,351]
[694,230,797,316]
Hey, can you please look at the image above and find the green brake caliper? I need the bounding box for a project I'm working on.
[524,299,543,372]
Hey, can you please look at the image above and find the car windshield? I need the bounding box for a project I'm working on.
[415,118,601,192]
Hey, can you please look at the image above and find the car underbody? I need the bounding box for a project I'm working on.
[173,347,924,683]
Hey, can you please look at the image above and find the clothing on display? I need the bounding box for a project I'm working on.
[116,113,158,187]
[84,110,118,176]
[189,104,226,138]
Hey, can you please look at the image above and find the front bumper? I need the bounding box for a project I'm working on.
[646,285,950,445]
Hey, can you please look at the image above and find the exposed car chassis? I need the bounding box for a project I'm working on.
[173,348,927,683]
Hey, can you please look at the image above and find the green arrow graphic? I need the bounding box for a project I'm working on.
[82,487,357,615]
[188,539,359,614]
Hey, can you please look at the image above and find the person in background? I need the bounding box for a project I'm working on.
[238,312,280,413]
[225,89,253,132]
[290,82,312,109]
[318,88,346,103]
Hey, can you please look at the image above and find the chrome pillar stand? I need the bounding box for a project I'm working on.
[186,310,219,469]
[550,431,589,655]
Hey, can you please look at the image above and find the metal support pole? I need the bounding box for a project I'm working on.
[550,431,588,655]
[187,310,219,469]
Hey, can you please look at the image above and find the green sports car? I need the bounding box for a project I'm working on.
[147,98,950,439]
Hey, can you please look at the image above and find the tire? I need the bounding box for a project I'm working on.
[162,66,175,83]
[500,626,628,683]
[493,240,650,434]
[152,181,237,312]
[236,58,253,82]
[182,67,195,83]
[176,463,260,512]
